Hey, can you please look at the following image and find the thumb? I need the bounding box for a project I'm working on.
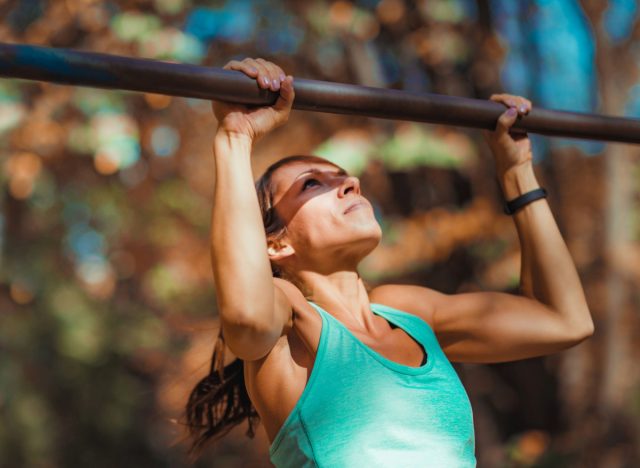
[495,107,519,136]
[273,75,295,114]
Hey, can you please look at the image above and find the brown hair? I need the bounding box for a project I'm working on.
[185,155,344,456]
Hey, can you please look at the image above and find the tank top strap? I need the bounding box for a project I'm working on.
[370,302,439,349]
[305,300,436,346]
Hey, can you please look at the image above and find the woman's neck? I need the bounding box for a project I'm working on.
[296,269,378,333]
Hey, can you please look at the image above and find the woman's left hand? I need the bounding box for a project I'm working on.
[483,94,533,179]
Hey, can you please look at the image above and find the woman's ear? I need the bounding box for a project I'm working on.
[267,239,295,261]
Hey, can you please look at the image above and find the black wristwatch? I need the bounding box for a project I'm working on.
[504,188,548,215]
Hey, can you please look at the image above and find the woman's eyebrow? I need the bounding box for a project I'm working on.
[293,168,348,181]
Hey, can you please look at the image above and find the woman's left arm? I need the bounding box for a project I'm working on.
[429,94,594,362]
[373,94,594,362]
[489,94,593,332]
[502,163,589,304]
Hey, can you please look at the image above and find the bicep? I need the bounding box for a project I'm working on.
[432,291,585,363]
[221,280,293,361]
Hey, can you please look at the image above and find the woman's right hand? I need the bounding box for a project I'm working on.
[212,58,295,142]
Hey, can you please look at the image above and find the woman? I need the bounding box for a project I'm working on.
[185,58,594,467]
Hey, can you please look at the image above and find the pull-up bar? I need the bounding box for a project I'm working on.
[1,42,639,144]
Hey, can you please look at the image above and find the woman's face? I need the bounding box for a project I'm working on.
[268,161,382,272]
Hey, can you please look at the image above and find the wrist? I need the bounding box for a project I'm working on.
[498,162,539,200]
[214,129,254,154]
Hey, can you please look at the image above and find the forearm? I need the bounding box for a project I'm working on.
[499,163,593,334]
[210,131,277,332]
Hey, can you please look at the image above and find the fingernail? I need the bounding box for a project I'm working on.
[272,80,280,91]
[519,105,527,113]
[507,107,518,116]
[262,76,270,86]
[249,67,258,74]
[280,73,286,82]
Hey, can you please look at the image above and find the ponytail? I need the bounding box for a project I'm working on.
[184,330,259,456]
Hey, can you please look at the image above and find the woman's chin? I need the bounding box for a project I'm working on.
[352,227,383,256]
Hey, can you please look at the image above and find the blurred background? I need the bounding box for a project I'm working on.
[0,0,639,466]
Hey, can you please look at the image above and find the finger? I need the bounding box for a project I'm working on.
[256,58,285,92]
[256,59,284,81]
[256,59,280,91]
[495,107,519,136]
[241,58,273,89]
[493,94,532,115]
[513,97,531,115]
[273,75,295,114]
[490,94,518,110]
[224,59,259,79]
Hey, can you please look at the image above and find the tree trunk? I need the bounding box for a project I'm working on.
[577,1,640,464]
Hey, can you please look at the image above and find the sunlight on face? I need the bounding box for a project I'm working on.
[268,161,382,269]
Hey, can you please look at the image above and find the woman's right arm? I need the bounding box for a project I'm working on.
[210,58,295,361]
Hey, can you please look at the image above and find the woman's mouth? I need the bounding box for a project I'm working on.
[344,201,367,214]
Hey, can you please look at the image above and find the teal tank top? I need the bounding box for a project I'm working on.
[269,301,476,467]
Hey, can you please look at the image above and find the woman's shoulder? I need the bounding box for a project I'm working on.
[245,279,321,408]
[272,277,322,338]
[369,283,439,328]
[273,277,306,306]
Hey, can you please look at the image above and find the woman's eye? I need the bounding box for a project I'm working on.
[302,178,319,191]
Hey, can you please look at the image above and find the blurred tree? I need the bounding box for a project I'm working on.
[0,1,639,467]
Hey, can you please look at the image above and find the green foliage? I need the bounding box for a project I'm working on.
[378,124,472,171]
[0,0,635,467]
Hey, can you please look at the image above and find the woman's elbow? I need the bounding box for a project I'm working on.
[578,319,595,341]
[221,318,281,361]
[566,310,595,344]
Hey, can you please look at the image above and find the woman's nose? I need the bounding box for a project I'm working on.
[339,176,361,197]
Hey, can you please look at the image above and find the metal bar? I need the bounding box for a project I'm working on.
[1,42,639,144]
